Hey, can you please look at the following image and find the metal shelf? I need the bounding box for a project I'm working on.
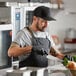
[0,24,12,31]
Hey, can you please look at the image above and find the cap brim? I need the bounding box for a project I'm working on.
[43,17,56,21]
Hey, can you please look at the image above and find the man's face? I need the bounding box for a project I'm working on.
[36,17,48,31]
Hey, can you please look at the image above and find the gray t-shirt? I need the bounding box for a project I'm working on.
[13,27,52,62]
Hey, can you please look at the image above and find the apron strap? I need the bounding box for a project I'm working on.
[26,27,35,38]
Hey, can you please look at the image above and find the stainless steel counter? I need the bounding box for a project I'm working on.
[6,67,48,76]
[0,63,72,76]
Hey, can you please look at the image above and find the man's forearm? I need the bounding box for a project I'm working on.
[50,47,64,59]
[50,47,58,56]
[8,46,32,57]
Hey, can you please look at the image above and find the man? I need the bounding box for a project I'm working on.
[8,6,64,68]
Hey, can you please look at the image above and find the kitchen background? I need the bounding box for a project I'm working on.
[0,0,76,68]
[0,0,76,42]
[48,0,76,44]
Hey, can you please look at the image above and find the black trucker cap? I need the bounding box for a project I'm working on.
[33,6,55,21]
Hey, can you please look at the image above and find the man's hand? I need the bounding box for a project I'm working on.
[63,55,74,61]
[32,46,48,55]
[56,52,64,59]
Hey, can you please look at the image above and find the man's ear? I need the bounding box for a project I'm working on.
[33,16,38,21]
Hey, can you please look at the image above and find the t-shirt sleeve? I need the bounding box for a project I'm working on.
[13,28,32,47]
[12,30,25,47]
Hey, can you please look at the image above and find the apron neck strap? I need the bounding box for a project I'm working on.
[26,27,35,38]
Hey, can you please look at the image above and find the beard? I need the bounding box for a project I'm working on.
[36,22,45,32]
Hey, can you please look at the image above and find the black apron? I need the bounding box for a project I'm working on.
[19,27,51,68]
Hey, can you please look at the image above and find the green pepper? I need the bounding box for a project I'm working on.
[63,57,68,66]
[73,55,76,62]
